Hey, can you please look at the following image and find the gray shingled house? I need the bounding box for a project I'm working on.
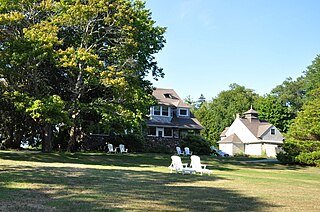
[218,107,283,157]
[146,88,204,138]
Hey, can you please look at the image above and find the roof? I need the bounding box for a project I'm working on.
[152,88,191,108]
[218,133,243,144]
[239,118,272,138]
[220,127,229,137]
[146,117,204,130]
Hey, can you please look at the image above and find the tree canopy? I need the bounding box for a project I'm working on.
[0,0,166,151]
[195,83,258,142]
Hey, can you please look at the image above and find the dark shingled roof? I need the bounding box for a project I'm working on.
[152,88,191,108]
[239,118,272,138]
[146,117,204,130]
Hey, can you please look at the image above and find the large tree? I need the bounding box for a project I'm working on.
[0,0,166,152]
[195,84,259,143]
[255,94,294,133]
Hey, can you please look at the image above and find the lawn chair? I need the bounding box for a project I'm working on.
[184,147,192,156]
[168,156,196,174]
[190,155,212,175]
[119,144,128,153]
[176,147,184,156]
[107,143,117,153]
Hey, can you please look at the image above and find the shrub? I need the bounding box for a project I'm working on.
[180,134,212,155]
[277,138,320,166]
[295,151,320,166]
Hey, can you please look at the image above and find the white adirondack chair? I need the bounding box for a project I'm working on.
[119,144,128,153]
[190,155,212,175]
[168,156,195,174]
[176,147,184,156]
[184,147,192,156]
[107,143,117,153]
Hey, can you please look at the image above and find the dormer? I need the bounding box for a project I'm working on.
[163,93,173,99]
[177,107,189,118]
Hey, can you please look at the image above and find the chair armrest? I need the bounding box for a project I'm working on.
[182,163,188,168]
[201,164,207,169]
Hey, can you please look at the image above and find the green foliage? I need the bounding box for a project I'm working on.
[286,89,320,141]
[255,94,294,133]
[295,151,320,167]
[0,0,166,151]
[26,95,70,125]
[271,77,306,114]
[277,139,320,165]
[304,55,320,93]
[195,83,258,142]
[181,134,212,155]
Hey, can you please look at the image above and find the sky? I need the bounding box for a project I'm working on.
[145,0,320,101]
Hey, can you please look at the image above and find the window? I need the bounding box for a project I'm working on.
[152,106,170,116]
[162,106,169,116]
[271,129,276,135]
[148,127,156,136]
[154,106,161,116]
[179,108,188,116]
[164,93,172,98]
[164,128,173,137]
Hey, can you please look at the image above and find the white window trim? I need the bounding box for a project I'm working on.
[179,108,189,117]
[156,127,173,138]
[152,106,171,117]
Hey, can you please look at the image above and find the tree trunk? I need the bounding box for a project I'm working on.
[42,123,53,152]
[68,125,77,152]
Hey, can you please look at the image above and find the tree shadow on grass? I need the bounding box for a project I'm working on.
[207,156,305,171]
[0,164,279,211]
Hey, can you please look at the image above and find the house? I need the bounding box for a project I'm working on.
[146,88,204,138]
[218,107,283,157]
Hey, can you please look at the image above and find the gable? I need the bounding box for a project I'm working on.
[225,118,258,143]
[261,127,284,142]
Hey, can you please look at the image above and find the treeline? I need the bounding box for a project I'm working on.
[0,0,166,152]
[192,55,320,166]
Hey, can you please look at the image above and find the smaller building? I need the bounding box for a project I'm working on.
[146,88,204,138]
[218,107,283,157]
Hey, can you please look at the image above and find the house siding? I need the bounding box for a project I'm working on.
[262,143,280,157]
[261,128,283,141]
[219,144,233,156]
[245,143,262,156]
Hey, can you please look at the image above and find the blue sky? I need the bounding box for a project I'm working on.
[145,0,320,101]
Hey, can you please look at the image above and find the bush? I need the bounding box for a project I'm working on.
[80,134,144,152]
[180,134,212,155]
[277,139,320,166]
[276,152,295,164]
[295,151,320,166]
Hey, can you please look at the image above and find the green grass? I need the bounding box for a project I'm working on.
[1,151,319,211]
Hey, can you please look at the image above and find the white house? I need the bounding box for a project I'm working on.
[218,107,283,157]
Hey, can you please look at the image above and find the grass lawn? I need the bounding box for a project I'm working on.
[0,151,319,211]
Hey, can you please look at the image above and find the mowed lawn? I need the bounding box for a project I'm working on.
[0,151,319,211]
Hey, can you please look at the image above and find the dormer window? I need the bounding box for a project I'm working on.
[152,106,170,117]
[162,106,169,116]
[164,93,173,98]
[179,108,188,117]
[154,106,161,116]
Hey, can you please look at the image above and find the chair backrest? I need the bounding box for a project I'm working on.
[176,147,182,154]
[119,144,126,152]
[184,147,190,154]
[190,155,202,170]
[171,156,183,170]
[108,143,114,151]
